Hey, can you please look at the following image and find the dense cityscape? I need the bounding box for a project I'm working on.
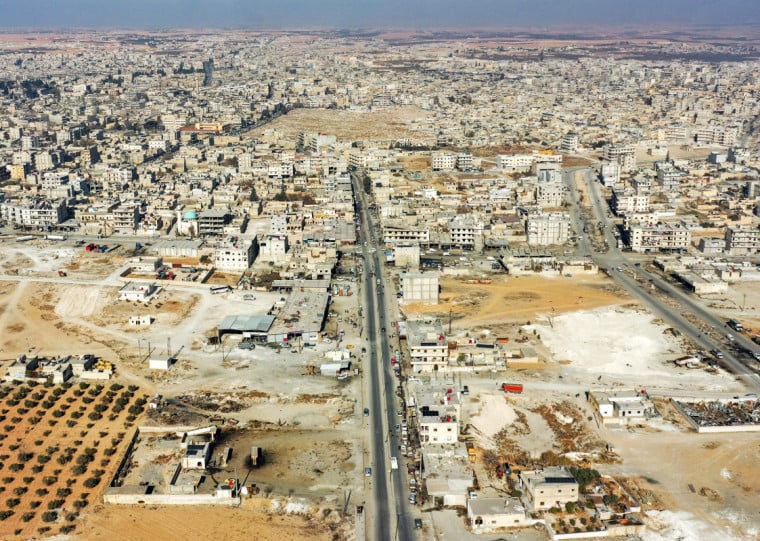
[0,24,759,541]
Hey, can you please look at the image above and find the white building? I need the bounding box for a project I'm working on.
[402,272,439,304]
[468,498,530,533]
[600,162,621,187]
[496,154,534,172]
[526,212,570,246]
[536,182,565,208]
[602,144,636,172]
[520,467,579,511]
[725,226,760,256]
[611,188,649,216]
[214,238,258,271]
[627,222,691,253]
[407,319,447,372]
[119,282,159,302]
[258,235,289,263]
[432,151,457,171]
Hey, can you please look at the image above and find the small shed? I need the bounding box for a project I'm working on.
[149,358,172,370]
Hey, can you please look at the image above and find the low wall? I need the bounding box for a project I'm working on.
[546,522,608,540]
[104,492,240,506]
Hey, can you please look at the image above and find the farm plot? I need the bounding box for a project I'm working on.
[0,381,147,539]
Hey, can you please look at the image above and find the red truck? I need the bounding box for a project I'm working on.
[502,383,523,394]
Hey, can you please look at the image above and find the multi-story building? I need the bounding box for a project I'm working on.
[561,133,579,152]
[627,222,691,252]
[526,212,570,246]
[725,226,760,256]
[417,388,461,445]
[600,162,621,187]
[696,125,738,146]
[610,188,649,216]
[34,151,55,172]
[406,319,448,372]
[602,144,636,172]
[431,151,457,171]
[197,209,230,236]
[448,216,482,250]
[102,167,134,185]
[383,225,430,245]
[258,235,289,263]
[214,237,259,271]
[656,167,683,191]
[536,182,565,208]
[456,152,473,170]
[0,198,68,228]
[496,154,534,172]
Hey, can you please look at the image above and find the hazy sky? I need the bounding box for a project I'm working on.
[0,0,758,29]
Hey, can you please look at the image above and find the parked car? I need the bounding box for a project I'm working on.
[364,467,372,477]
[363,408,369,417]
[414,518,423,529]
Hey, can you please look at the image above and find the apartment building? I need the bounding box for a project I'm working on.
[526,212,570,246]
[431,151,457,171]
[406,319,448,372]
[448,216,482,250]
[383,225,430,245]
[611,188,649,216]
[496,154,534,172]
[0,198,68,228]
[214,237,259,271]
[600,162,621,187]
[197,209,230,236]
[417,389,460,445]
[602,144,636,172]
[456,152,473,170]
[535,182,565,208]
[627,222,691,252]
[560,133,579,152]
[696,125,738,147]
[725,226,760,256]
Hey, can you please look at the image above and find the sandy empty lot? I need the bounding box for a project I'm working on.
[80,502,337,541]
[404,274,628,332]
[250,106,431,141]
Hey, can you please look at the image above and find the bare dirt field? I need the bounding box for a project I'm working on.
[403,274,628,332]
[0,382,146,539]
[0,282,125,360]
[80,500,337,541]
[250,106,431,141]
[604,428,760,541]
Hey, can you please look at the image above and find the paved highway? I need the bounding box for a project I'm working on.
[571,167,760,391]
[353,173,414,541]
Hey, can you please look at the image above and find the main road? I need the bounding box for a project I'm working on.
[564,167,760,391]
[353,172,414,541]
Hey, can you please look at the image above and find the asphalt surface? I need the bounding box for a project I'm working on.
[571,167,760,391]
[353,174,415,541]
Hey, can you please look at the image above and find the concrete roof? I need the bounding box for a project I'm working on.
[468,497,525,517]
